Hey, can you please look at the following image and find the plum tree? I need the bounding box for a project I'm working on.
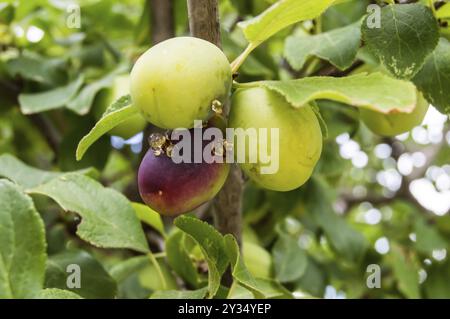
[360,92,429,137]
[93,75,147,139]
[130,37,232,129]
[138,128,230,216]
[229,87,323,192]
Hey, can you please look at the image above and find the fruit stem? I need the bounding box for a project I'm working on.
[231,43,257,74]
[232,80,260,89]
[429,0,437,16]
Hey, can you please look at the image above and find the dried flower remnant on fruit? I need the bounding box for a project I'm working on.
[149,133,166,148]
[152,148,163,156]
[212,100,223,114]
[149,133,167,156]
[166,144,174,158]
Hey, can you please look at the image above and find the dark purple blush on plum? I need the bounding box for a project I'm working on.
[138,144,229,216]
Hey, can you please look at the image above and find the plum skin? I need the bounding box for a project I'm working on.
[360,92,429,137]
[138,136,230,217]
[130,37,232,129]
[93,75,147,139]
[229,87,323,192]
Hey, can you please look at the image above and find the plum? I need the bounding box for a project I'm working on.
[130,37,232,129]
[229,87,323,192]
[93,75,147,139]
[360,91,429,137]
[138,128,230,216]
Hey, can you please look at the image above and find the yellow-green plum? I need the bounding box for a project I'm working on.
[229,87,323,192]
[360,92,429,137]
[130,37,232,129]
[93,75,147,139]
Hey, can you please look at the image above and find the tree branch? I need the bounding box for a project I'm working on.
[150,0,175,44]
[187,0,244,248]
[187,0,222,48]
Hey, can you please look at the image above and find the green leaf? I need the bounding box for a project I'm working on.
[0,3,14,24]
[6,54,66,85]
[0,153,97,189]
[388,244,420,299]
[138,256,178,292]
[165,231,200,288]
[66,72,116,115]
[132,202,165,237]
[306,178,367,262]
[238,0,337,47]
[436,3,450,19]
[242,241,273,278]
[150,287,208,299]
[322,0,370,31]
[109,256,149,283]
[19,76,84,114]
[174,215,229,298]
[413,218,447,255]
[227,283,255,299]
[58,121,111,172]
[76,95,138,161]
[272,233,307,283]
[222,34,275,78]
[285,22,361,71]
[423,261,450,299]
[29,173,149,253]
[362,4,439,79]
[241,73,417,113]
[34,288,83,299]
[294,257,326,297]
[0,179,46,298]
[413,37,450,115]
[45,249,117,299]
[228,278,292,299]
[224,234,267,299]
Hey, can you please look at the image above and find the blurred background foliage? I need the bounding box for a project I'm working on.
[0,0,449,299]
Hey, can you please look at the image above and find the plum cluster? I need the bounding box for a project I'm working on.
[131,37,233,216]
[130,37,324,216]
[129,36,428,216]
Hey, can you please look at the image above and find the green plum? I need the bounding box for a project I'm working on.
[130,37,232,129]
[93,75,147,139]
[360,92,429,137]
[229,87,323,192]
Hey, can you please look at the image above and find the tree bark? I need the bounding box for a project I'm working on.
[187,0,244,246]
[187,0,222,48]
[212,165,243,245]
[187,0,244,288]
[150,0,175,44]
